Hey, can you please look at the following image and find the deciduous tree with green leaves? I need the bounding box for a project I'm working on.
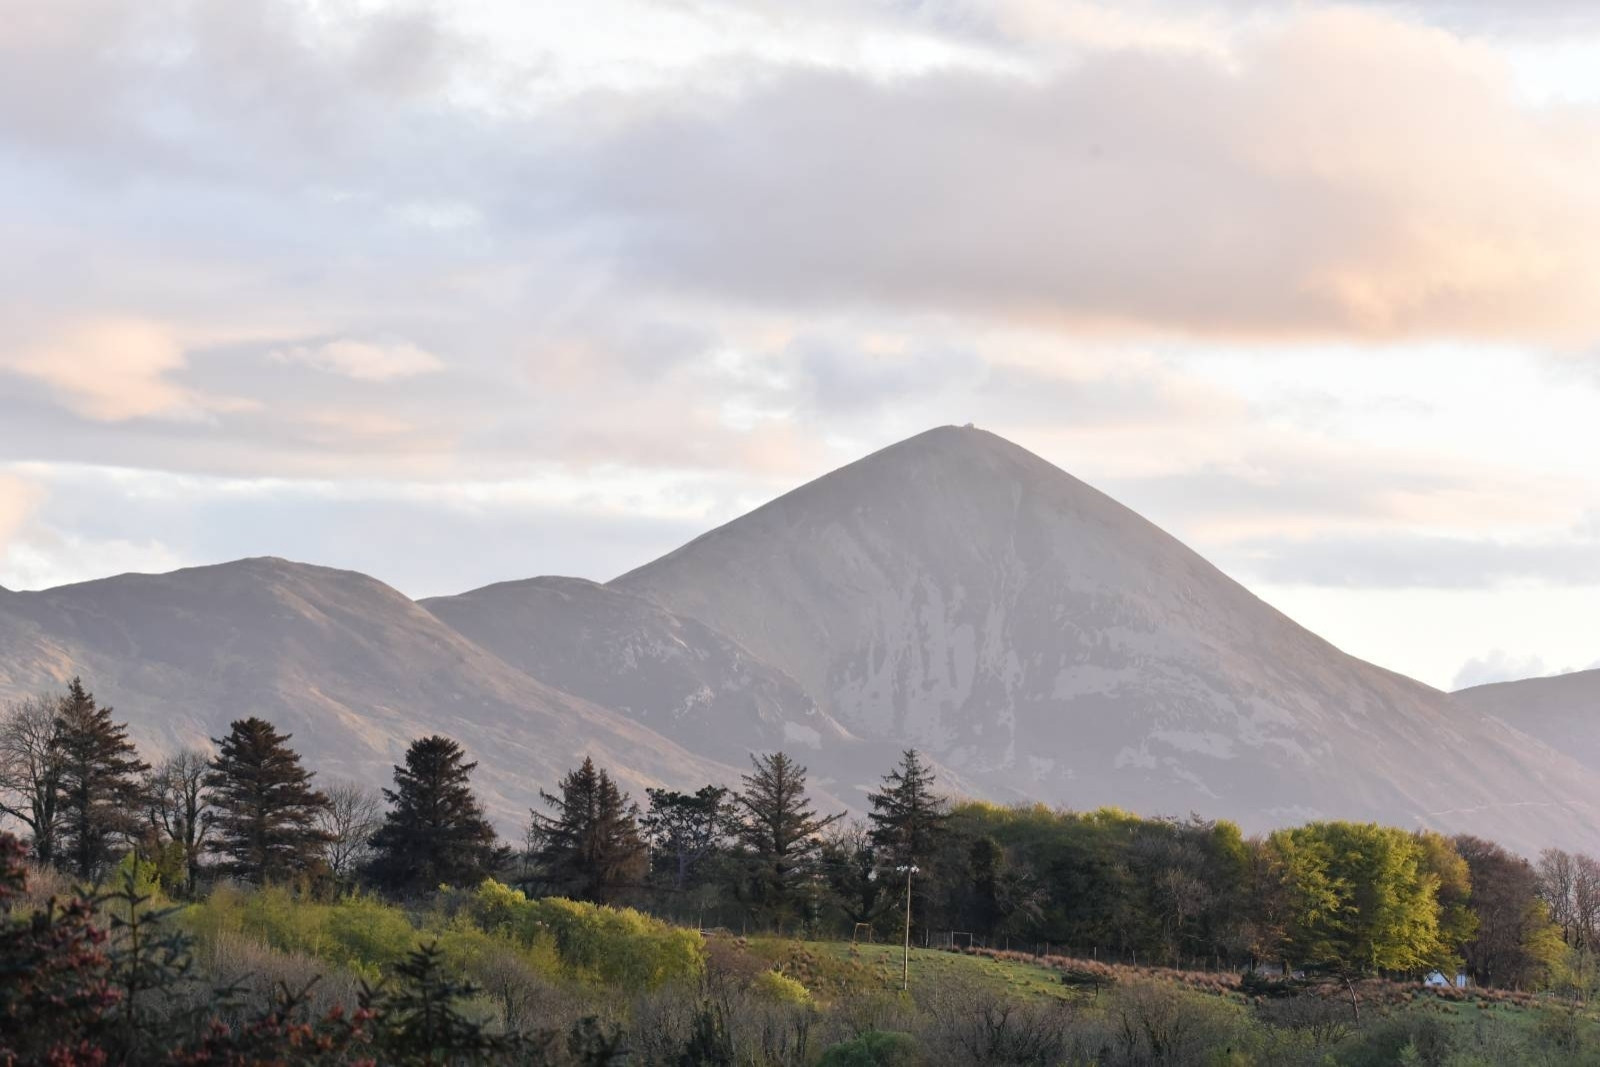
[1268,821,1446,979]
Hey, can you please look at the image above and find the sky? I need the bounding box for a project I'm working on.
[3,0,1600,691]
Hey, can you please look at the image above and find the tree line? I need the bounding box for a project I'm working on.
[0,679,502,897]
[1,678,1594,991]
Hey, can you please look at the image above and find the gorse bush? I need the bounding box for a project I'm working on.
[752,968,813,1006]
[184,884,419,981]
[469,880,703,990]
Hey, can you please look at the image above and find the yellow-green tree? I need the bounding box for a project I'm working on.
[1268,821,1444,977]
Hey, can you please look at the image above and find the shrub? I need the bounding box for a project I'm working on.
[818,1030,921,1067]
[753,969,813,1006]
[469,881,703,990]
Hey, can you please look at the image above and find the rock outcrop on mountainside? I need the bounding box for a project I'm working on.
[422,576,850,766]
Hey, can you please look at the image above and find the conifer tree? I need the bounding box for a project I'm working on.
[866,748,948,869]
[203,717,331,884]
[643,784,735,894]
[367,735,505,894]
[527,757,645,904]
[734,751,841,926]
[52,678,148,882]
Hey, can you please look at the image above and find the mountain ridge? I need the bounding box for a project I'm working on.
[2,427,1596,853]
[0,556,754,828]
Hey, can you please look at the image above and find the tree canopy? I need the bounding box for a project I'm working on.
[204,717,331,884]
[367,735,505,894]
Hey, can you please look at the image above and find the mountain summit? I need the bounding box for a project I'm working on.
[612,426,1600,850]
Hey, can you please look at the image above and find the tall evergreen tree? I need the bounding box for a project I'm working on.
[734,751,841,927]
[866,749,948,869]
[527,757,645,904]
[204,718,331,884]
[52,679,148,882]
[367,735,505,894]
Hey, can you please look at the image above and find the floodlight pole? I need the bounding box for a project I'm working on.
[897,864,919,992]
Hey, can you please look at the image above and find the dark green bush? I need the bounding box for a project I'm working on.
[818,1029,921,1067]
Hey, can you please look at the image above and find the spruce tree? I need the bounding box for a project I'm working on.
[203,718,331,884]
[367,735,504,895]
[734,751,841,927]
[866,749,948,869]
[527,757,645,904]
[51,678,149,882]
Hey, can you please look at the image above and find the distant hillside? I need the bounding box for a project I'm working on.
[0,558,746,828]
[1454,668,1600,778]
[421,576,987,804]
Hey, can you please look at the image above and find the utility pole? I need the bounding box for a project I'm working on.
[897,864,919,992]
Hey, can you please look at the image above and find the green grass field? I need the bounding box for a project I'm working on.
[815,941,1076,1000]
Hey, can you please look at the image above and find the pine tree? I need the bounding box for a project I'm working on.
[866,749,948,869]
[734,751,841,927]
[643,785,735,894]
[203,718,331,884]
[367,735,505,895]
[527,757,645,904]
[52,678,149,882]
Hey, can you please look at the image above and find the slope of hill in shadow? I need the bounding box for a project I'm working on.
[1455,668,1600,777]
[0,557,746,828]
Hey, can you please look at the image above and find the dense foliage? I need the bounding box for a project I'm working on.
[9,678,1600,1063]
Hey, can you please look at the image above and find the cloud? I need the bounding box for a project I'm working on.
[568,8,1600,344]
[0,474,43,558]
[1223,530,1600,589]
[0,319,249,422]
[1452,650,1557,690]
[272,339,444,381]
[792,335,988,414]
[0,464,723,597]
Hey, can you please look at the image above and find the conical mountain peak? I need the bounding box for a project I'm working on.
[611,426,1600,851]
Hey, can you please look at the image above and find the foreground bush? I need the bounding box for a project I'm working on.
[469,880,704,990]
[0,832,626,1066]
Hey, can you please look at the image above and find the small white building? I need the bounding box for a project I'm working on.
[1424,970,1469,988]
